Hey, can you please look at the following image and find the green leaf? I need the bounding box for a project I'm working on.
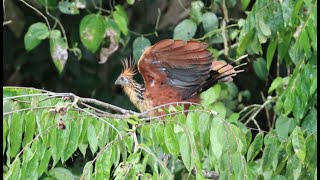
[258,17,271,37]
[87,123,98,154]
[270,175,287,180]
[133,37,151,61]
[262,137,280,171]
[23,111,36,147]
[58,1,80,15]
[286,155,302,179]
[10,113,24,158]
[200,84,221,106]
[185,112,198,135]
[283,92,295,115]
[25,150,39,179]
[247,132,264,162]
[237,29,255,56]
[210,118,224,160]
[3,118,7,155]
[6,157,21,179]
[164,123,179,157]
[37,0,58,9]
[253,57,268,80]
[268,77,282,94]
[301,108,317,134]
[24,22,50,51]
[304,134,316,166]
[201,12,218,33]
[275,115,297,140]
[49,167,76,180]
[127,152,141,164]
[124,135,133,153]
[82,162,93,179]
[113,5,129,36]
[38,148,51,177]
[277,30,292,61]
[80,14,106,53]
[179,133,193,171]
[266,39,278,71]
[292,127,306,162]
[241,0,251,10]
[173,19,197,40]
[104,18,121,42]
[212,102,226,119]
[49,30,68,74]
[127,0,135,5]
[273,144,287,173]
[190,1,204,24]
[63,120,79,161]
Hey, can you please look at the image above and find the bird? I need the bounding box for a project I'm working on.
[115,39,245,116]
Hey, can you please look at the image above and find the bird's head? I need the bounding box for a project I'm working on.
[115,58,136,87]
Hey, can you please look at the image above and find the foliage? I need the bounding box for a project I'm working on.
[3,0,317,179]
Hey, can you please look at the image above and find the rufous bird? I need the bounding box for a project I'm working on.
[115,39,245,116]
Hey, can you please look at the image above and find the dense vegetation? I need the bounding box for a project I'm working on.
[3,0,317,179]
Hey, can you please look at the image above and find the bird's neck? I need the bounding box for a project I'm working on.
[123,80,145,112]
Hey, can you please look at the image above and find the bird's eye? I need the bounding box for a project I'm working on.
[120,76,129,84]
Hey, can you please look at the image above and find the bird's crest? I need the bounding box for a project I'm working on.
[121,57,137,78]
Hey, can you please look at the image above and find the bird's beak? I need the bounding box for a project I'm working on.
[115,78,121,85]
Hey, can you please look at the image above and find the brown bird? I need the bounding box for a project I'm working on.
[115,39,244,116]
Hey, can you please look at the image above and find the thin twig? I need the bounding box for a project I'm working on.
[218,43,238,57]
[3,106,55,116]
[19,0,51,30]
[260,92,272,130]
[221,20,229,57]
[3,20,12,26]
[244,97,274,130]
[77,97,135,115]
[73,106,122,139]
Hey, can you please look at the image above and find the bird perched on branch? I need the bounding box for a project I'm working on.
[115,39,245,116]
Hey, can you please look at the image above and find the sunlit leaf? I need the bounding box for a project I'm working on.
[268,77,282,94]
[190,1,204,24]
[24,22,50,51]
[80,14,106,53]
[200,84,221,106]
[58,1,80,15]
[292,127,306,162]
[201,12,218,33]
[164,123,179,157]
[10,113,24,158]
[304,134,316,166]
[275,115,297,140]
[173,19,197,40]
[50,167,76,180]
[247,132,264,162]
[113,5,129,36]
[241,0,251,10]
[49,30,68,73]
[87,123,98,155]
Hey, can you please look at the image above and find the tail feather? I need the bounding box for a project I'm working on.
[211,61,236,82]
[182,57,247,100]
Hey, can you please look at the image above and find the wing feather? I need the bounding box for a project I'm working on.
[138,39,235,101]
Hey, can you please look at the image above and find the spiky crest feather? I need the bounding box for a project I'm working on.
[121,57,137,78]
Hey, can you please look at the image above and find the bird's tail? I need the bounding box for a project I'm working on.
[210,54,248,83]
[190,55,248,96]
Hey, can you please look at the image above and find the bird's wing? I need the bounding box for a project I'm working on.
[138,39,213,90]
[137,39,238,101]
